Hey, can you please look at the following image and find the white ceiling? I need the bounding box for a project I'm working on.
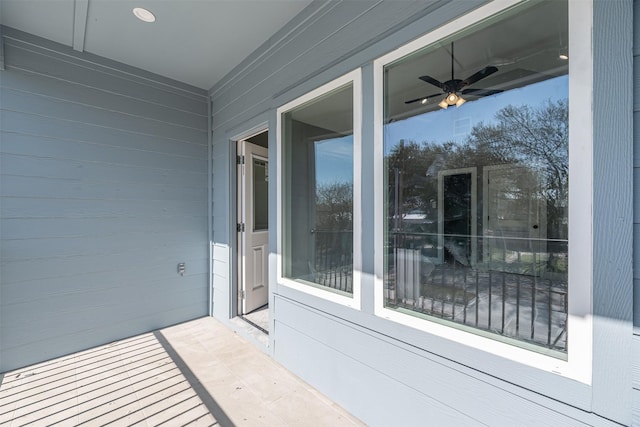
[0,0,313,90]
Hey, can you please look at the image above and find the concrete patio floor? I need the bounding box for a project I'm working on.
[0,317,365,426]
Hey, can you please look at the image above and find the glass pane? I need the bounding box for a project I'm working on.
[253,158,268,231]
[282,83,354,294]
[442,173,472,264]
[383,1,568,355]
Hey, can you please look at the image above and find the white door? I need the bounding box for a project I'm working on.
[483,164,547,272]
[238,140,269,314]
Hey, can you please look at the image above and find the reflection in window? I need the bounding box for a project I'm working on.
[253,158,268,231]
[383,1,568,355]
[282,84,354,294]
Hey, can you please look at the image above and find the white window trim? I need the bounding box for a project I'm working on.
[373,0,593,384]
[276,69,362,309]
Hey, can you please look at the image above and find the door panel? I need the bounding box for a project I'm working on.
[239,141,269,314]
[483,164,547,273]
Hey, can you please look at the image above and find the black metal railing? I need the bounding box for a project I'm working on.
[312,229,353,293]
[386,231,568,352]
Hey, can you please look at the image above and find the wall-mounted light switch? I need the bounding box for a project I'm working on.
[177,263,186,276]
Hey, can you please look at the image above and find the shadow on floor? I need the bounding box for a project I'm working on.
[0,330,222,426]
[0,317,364,427]
[154,330,234,426]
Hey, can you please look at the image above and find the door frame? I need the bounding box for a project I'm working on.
[230,124,269,319]
[437,167,477,266]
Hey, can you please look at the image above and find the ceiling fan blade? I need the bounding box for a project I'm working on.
[404,93,442,104]
[461,88,503,97]
[462,66,498,86]
[419,75,445,89]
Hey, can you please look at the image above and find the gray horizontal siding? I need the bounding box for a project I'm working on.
[276,323,484,426]
[0,27,209,372]
[4,32,205,110]
[210,0,635,425]
[591,0,634,422]
[1,87,204,143]
[274,296,619,427]
[1,69,205,129]
[2,110,206,158]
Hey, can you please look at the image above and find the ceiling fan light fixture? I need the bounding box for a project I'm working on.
[558,47,569,60]
[409,42,498,109]
[438,92,466,109]
[133,7,156,23]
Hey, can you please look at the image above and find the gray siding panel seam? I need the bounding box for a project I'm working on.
[2,308,209,357]
[1,120,207,153]
[0,40,206,114]
[2,66,206,119]
[2,257,208,289]
[0,151,209,173]
[1,109,204,146]
[1,133,207,164]
[634,335,640,390]
[3,55,205,112]
[0,94,206,141]
[0,141,208,167]
[633,389,640,426]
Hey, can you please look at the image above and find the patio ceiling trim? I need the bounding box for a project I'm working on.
[72,0,89,52]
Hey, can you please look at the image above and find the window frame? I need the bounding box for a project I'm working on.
[373,0,593,384]
[276,69,362,309]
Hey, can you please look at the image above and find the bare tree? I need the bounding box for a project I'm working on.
[466,99,568,239]
[385,98,569,239]
[315,181,353,231]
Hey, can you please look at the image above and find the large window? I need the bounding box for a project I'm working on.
[278,71,361,305]
[379,1,570,357]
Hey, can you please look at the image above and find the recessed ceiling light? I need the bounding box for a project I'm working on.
[133,7,155,23]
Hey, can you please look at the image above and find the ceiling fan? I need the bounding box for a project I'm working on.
[405,42,502,109]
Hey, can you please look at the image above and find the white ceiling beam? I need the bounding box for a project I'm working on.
[72,0,89,52]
